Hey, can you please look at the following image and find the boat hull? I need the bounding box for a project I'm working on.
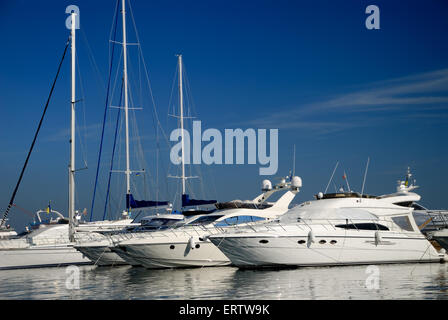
[210,232,442,268]
[0,246,92,270]
[118,241,230,269]
[74,245,127,266]
[109,246,143,267]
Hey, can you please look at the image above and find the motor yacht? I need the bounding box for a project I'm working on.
[74,212,185,266]
[112,175,302,269]
[209,170,445,268]
[0,209,92,270]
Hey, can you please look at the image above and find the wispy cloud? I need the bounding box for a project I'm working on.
[236,68,448,135]
[42,123,103,142]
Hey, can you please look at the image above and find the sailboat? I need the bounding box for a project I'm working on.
[169,54,217,215]
[73,0,170,265]
[0,11,92,269]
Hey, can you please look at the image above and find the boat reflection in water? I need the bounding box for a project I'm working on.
[0,263,447,300]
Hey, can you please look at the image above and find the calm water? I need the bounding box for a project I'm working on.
[0,263,448,300]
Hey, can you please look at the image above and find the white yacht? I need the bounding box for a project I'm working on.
[112,175,302,269]
[74,213,185,266]
[73,0,173,266]
[209,170,445,268]
[0,210,91,270]
[0,11,94,270]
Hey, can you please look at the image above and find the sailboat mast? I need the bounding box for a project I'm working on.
[122,0,131,208]
[178,54,186,195]
[68,12,77,242]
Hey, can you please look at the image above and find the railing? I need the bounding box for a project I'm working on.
[0,235,71,249]
[73,216,419,246]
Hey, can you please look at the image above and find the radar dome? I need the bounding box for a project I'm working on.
[262,180,272,191]
[291,176,302,191]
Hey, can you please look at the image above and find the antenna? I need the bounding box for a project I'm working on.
[343,170,351,192]
[324,161,339,194]
[292,144,296,177]
[360,157,370,200]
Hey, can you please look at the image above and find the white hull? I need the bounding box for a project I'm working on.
[0,245,92,270]
[211,231,442,268]
[117,240,230,269]
[110,246,143,266]
[74,244,127,266]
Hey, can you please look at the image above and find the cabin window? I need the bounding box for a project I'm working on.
[392,216,414,232]
[195,244,200,249]
[319,240,326,244]
[298,240,306,244]
[259,240,269,244]
[330,240,337,244]
[170,245,175,250]
[335,223,389,231]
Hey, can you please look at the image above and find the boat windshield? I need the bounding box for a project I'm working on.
[186,215,225,226]
[215,215,267,227]
[137,218,184,231]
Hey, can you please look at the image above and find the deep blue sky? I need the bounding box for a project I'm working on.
[1,0,448,231]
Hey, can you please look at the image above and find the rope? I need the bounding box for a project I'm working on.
[0,37,70,228]
[11,204,35,218]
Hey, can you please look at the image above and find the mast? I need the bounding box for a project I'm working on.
[178,54,186,195]
[68,11,77,242]
[122,0,131,210]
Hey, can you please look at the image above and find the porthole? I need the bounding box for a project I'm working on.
[319,240,326,244]
[298,240,306,244]
[170,245,175,250]
[259,239,269,244]
[195,244,200,249]
[330,240,337,244]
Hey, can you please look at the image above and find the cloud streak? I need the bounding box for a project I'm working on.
[236,68,448,135]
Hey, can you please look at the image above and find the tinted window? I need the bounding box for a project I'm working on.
[335,223,389,231]
[392,216,414,232]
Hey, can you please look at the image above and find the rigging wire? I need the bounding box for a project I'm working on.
[1,37,71,228]
[89,0,120,222]
[75,51,89,170]
[103,81,123,221]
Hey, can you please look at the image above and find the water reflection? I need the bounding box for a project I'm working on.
[0,263,447,299]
